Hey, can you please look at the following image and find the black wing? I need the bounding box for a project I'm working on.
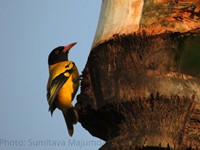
[47,73,68,107]
[47,63,74,112]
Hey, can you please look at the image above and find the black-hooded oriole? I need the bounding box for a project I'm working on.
[47,42,79,136]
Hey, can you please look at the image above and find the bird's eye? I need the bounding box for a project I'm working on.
[54,50,59,54]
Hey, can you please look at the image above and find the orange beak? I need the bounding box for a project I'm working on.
[63,42,77,53]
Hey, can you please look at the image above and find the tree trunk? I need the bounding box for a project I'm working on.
[76,0,200,149]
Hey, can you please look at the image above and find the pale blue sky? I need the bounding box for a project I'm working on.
[0,1,104,150]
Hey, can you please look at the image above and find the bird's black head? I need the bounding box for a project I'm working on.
[48,42,77,65]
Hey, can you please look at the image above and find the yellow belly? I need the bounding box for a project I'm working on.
[56,75,79,110]
[57,65,79,111]
[48,61,79,111]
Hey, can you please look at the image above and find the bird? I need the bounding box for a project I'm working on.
[47,42,79,136]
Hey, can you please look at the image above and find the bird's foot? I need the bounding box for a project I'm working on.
[73,75,83,83]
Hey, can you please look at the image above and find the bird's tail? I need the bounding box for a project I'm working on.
[62,107,79,136]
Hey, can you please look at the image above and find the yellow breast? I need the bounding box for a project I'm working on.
[48,61,79,110]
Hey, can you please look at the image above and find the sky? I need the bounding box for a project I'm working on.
[0,1,104,150]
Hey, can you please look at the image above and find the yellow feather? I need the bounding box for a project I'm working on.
[47,60,79,136]
[47,61,79,111]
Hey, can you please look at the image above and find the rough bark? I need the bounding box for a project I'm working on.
[75,1,200,150]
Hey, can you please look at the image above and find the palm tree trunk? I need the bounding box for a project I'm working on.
[76,0,200,149]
